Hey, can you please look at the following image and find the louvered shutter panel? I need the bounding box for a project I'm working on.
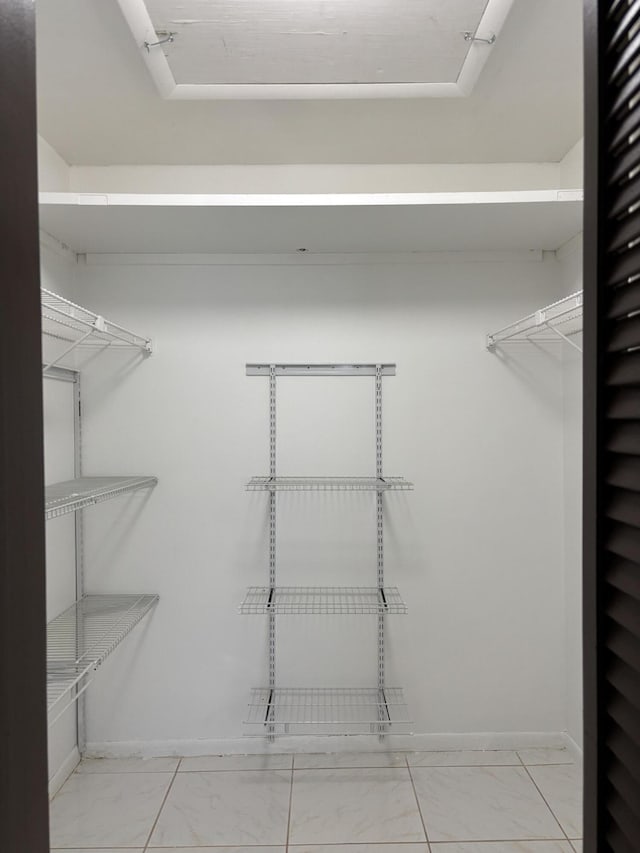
[584,1,640,850]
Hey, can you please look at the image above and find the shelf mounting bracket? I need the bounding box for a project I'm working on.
[464,31,496,45]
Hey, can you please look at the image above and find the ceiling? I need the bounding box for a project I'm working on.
[35,0,583,165]
[143,0,491,87]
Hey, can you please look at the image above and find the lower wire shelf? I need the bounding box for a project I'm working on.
[240,586,408,615]
[244,687,412,736]
[47,594,159,724]
[247,476,413,491]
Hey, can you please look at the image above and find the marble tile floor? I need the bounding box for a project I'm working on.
[50,747,582,852]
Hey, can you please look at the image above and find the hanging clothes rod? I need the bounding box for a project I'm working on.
[487,290,583,353]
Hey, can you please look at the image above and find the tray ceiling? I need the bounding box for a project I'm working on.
[118,0,514,98]
[35,0,583,164]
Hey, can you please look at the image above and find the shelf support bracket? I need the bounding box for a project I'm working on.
[42,329,95,375]
[542,321,584,353]
[464,31,496,45]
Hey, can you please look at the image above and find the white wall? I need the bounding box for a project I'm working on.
[38,135,70,192]
[41,242,80,788]
[558,235,584,751]
[58,252,570,753]
[66,140,583,196]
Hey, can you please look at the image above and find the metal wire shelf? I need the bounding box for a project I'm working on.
[47,594,159,723]
[45,476,158,519]
[246,476,413,491]
[239,586,408,615]
[41,287,152,373]
[244,687,412,736]
[487,290,583,353]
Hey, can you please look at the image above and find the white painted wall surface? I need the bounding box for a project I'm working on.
[61,253,569,753]
[558,235,583,751]
[41,242,80,785]
[68,157,583,196]
[38,135,70,192]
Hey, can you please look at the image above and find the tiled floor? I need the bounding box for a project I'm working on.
[50,747,583,852]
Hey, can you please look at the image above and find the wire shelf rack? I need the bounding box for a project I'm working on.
[246,476,413,492]
[244,687,412,736]
[45,476,158,519]
[47,594,159,723]
[239,586,408,615]
[42,288,152,349]
[487,290,583,352]
[41,288,152,373]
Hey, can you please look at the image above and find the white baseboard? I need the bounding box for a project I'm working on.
[563,732,584,766]
[49,746,80,799]
[85,731,566,759]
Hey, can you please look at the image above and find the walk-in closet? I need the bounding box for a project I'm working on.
[33,0,586,850]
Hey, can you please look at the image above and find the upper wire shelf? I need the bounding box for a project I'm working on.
[240,586,408,615]
[246,476,413,492]
[45,476,158,519]
[47,594,159,724]
[487,290,583,353]
[42,287,152,374]
[244,686,412,736]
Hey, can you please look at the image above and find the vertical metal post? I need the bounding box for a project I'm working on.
[73,373,87,753]
[268,365,276,738]
[375,365,386,735]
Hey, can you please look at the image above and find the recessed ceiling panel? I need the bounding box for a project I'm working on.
[144,0,490,85]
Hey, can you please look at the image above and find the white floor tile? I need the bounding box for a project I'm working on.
[570,842,582,852]
[76,756,179,773]
[517,748,575,766]
[294,751,408,769]
[411,766,563,842]
[408,750,520,767]
[149,770,291,846]
[180,754,292,771]
[527,764,583,839]
[429,844,575,852]
[148,848,285,852]
[290,846,430,852]
[289,767,425,844]
[50,849,142,852]
[49,772,172,848]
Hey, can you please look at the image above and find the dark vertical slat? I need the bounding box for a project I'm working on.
[587,1,640,850]
[583,1,604,851]
[0,1,49,852]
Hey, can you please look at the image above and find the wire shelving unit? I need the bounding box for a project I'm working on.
[45,476,158,519]
[47,594,159,725]
[240,586,408,615]
[487,290,583,353]
[244,687,412,737]
[41,287,153,374]
[244,362,411,738]
[246,476,413,492]
[42,366,159,749]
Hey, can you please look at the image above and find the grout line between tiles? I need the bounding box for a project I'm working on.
[285,758,295,851]
[142,758,181,852]
[405,754,431,850]
[517,753,573,844]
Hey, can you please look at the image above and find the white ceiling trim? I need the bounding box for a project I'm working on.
[115,0,514,100]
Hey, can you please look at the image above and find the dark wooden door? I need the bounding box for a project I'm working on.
[0,1,50,851]
[584,1,640,850]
